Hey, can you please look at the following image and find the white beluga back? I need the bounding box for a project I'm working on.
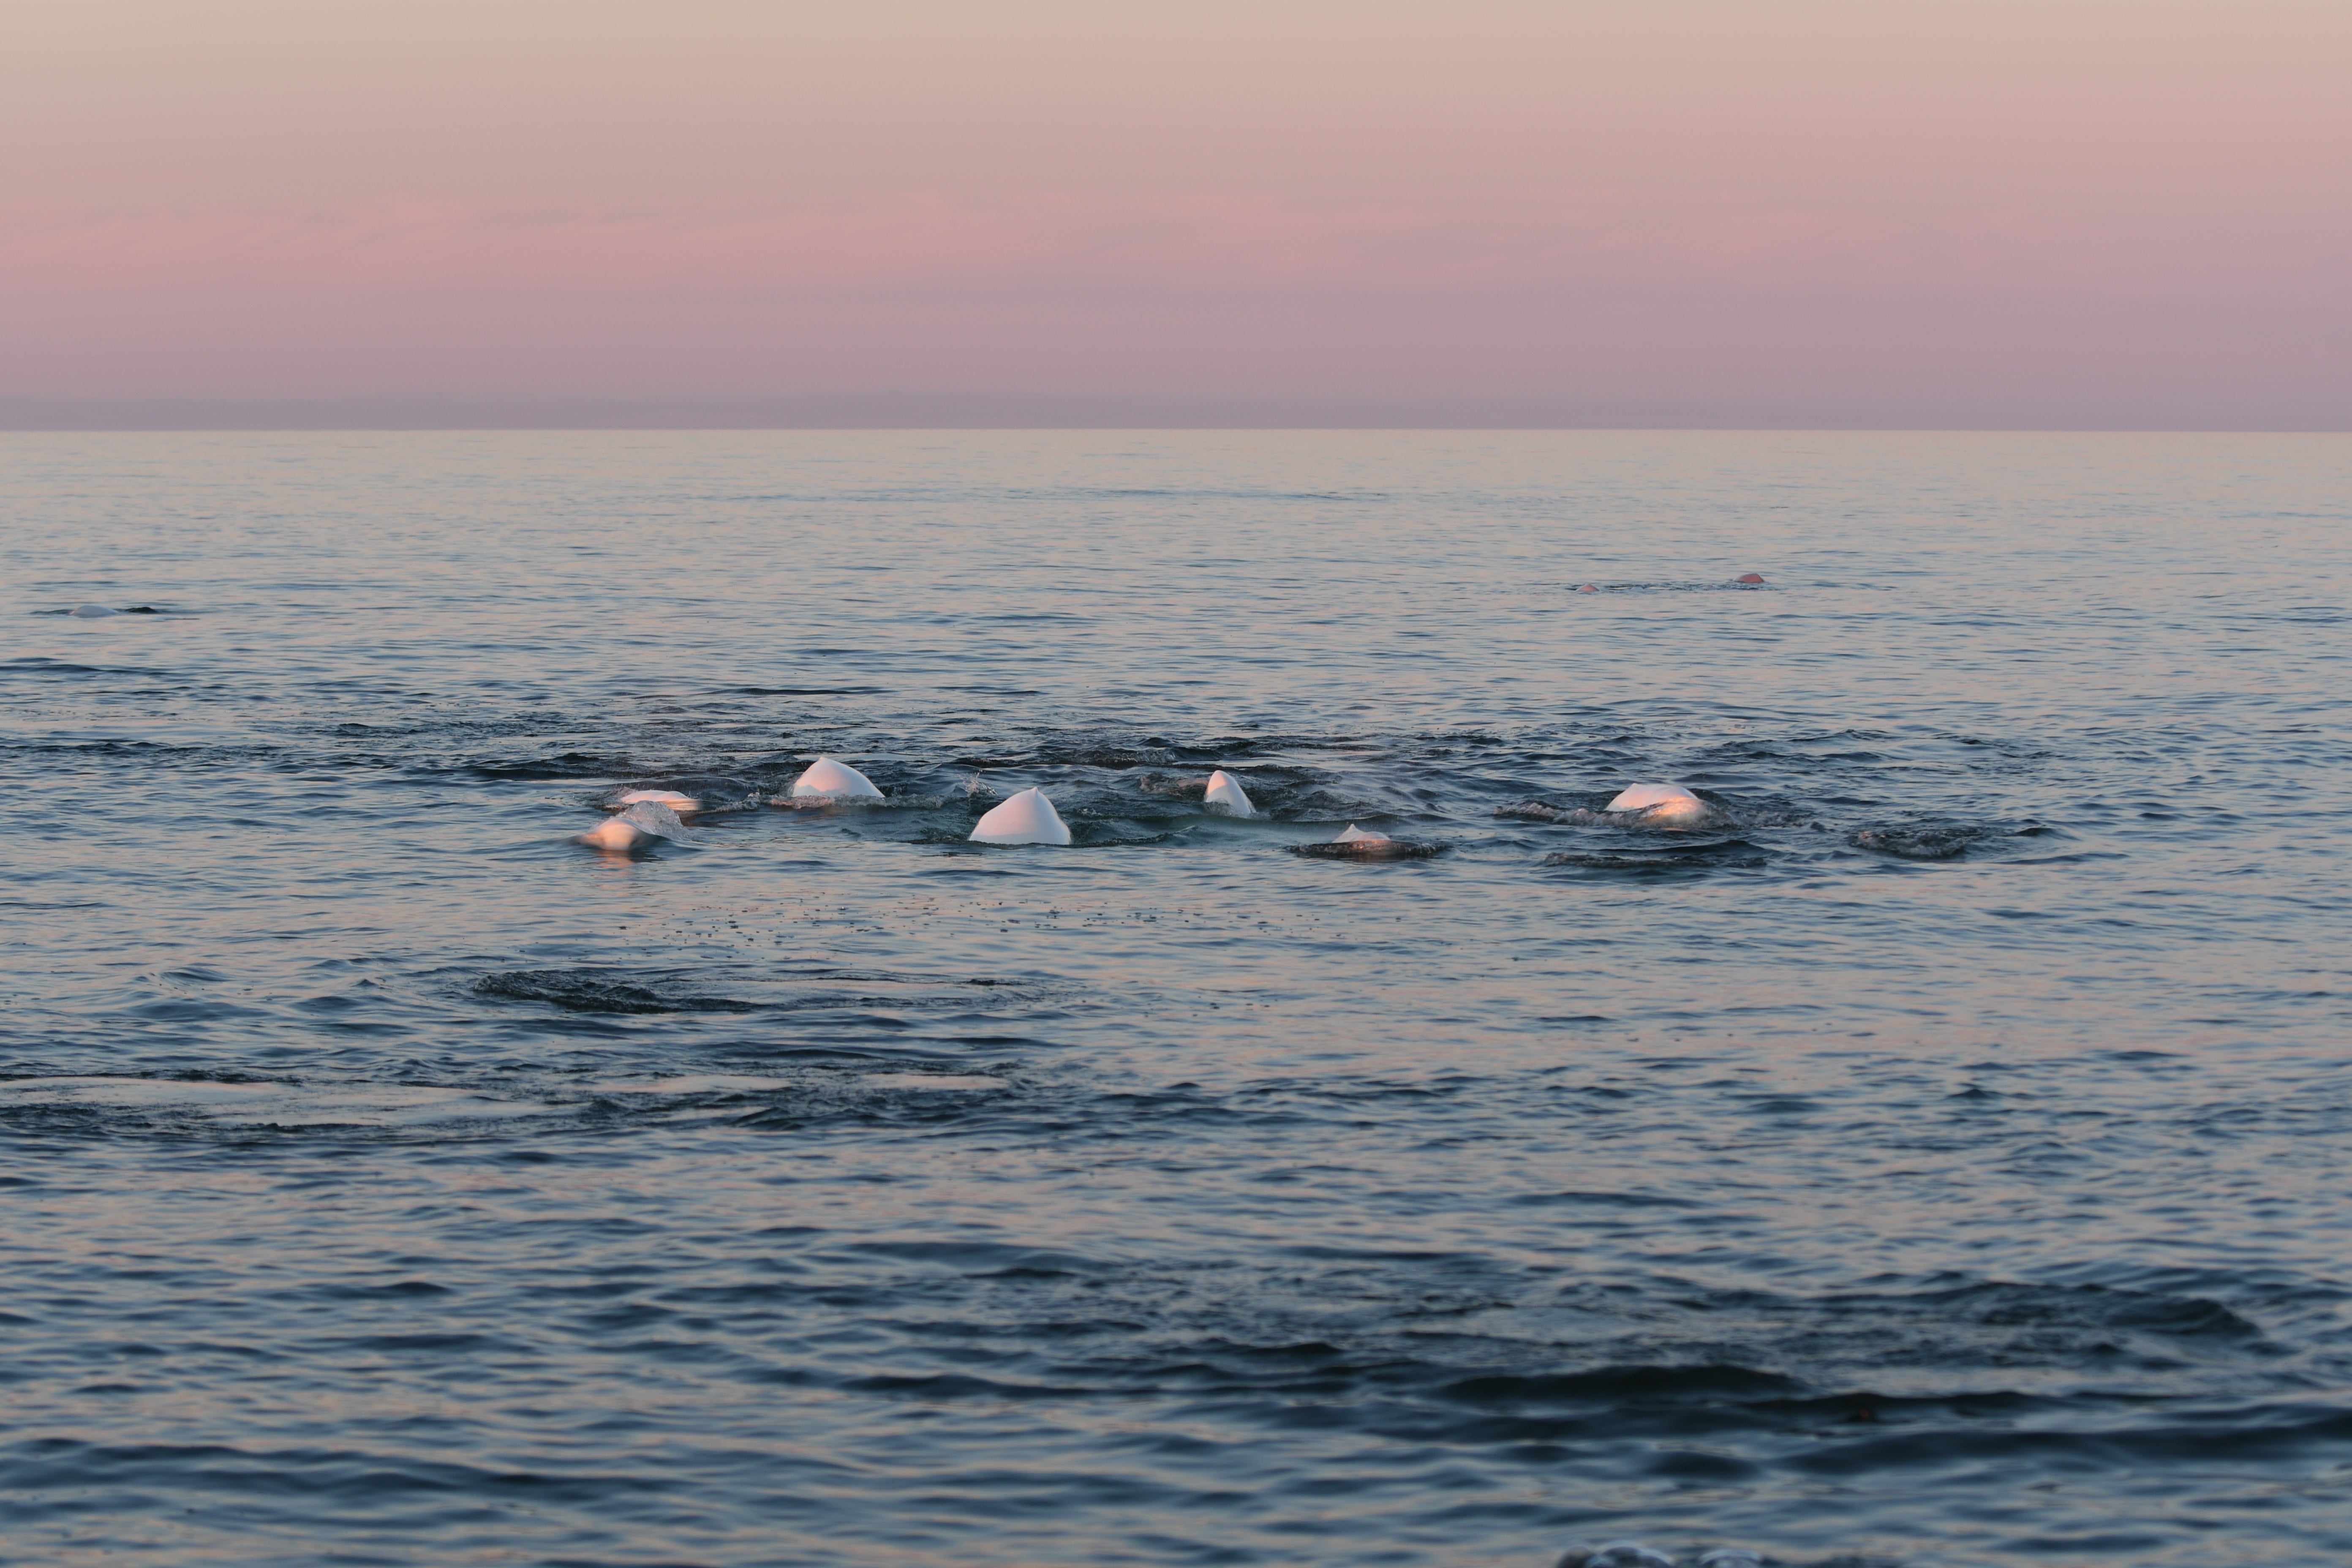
[614,789,700,814]
[580,817,657,852]
[1203,770,1255,817]
[1604,782,1710,827]
[68,604,120,618]
[578,801,689,852]
[1334,823,1389,844]
[790,756,884,800]
[970,787,1071,846]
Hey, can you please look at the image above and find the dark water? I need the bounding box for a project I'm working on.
[4,431,2349,1568]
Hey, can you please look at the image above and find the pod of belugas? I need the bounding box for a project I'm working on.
[1202,770,1255,817]
[969,787,1072,846]
[789,756,885,800]
[578,801,689,852]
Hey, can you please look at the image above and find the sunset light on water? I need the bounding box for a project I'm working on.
[5,7,2349,1567]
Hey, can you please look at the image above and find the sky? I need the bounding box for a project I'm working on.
[3,0,2347,426]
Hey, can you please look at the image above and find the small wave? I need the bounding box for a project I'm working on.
[592,1072,1005,1095]
[860,1073,1007,1091]
[1038,743,1180,768]
[1541,838,1770,874]
[471,751,634,781]
[0,1075,551,1127]
[1289,838,1444,860]
[476,970,763,1014]
[1565,579,1778,594]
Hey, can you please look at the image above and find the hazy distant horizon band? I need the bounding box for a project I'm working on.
[4,398,2347,434]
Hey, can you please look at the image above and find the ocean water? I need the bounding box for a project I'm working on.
[3,430,2349,1568]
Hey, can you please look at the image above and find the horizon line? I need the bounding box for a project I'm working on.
[1,393,2344,436]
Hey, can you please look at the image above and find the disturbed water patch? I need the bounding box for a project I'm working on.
[475,969,766,1014]
[1849,820,2058,861]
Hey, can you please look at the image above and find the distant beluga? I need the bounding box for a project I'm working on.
[68,604,120,618]
[1334,823,1388,844]
[970,787,1072,846]
[614,789,700,814]
[789,756,884,800]
[1203,770,1256,817]
[1603,783,1710,828]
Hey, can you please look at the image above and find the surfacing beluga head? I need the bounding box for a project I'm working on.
[969,787,1072,846]
[1203,770,1255,817]
[788,756,885,800]
[1602,783,1711,828]
[578,800,691,853]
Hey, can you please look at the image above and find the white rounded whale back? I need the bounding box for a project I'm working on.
[616,789,700,813]
[1203,770,1255,817]
[790,756,884,799]
[69,604,119,618]
[580,802,686,851]
[970,787,1071,846]
[1604,783,1708,825]
[1334,823,1389,844]
[580,817,653,851]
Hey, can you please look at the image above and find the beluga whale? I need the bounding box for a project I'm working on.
[787,756,884,801]
[1498,784,1722,830]
[613,789,700,814]
[578,800,691,853]
[1202,770,1256,817]
[1603,783,1712,828]
[969,787,1071,846]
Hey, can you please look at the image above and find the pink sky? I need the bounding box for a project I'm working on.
[4,0,2347,424]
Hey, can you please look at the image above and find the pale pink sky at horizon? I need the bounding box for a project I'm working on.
[4,0,2347,423]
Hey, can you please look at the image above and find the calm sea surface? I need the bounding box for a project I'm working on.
[4,431,2349,1568]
